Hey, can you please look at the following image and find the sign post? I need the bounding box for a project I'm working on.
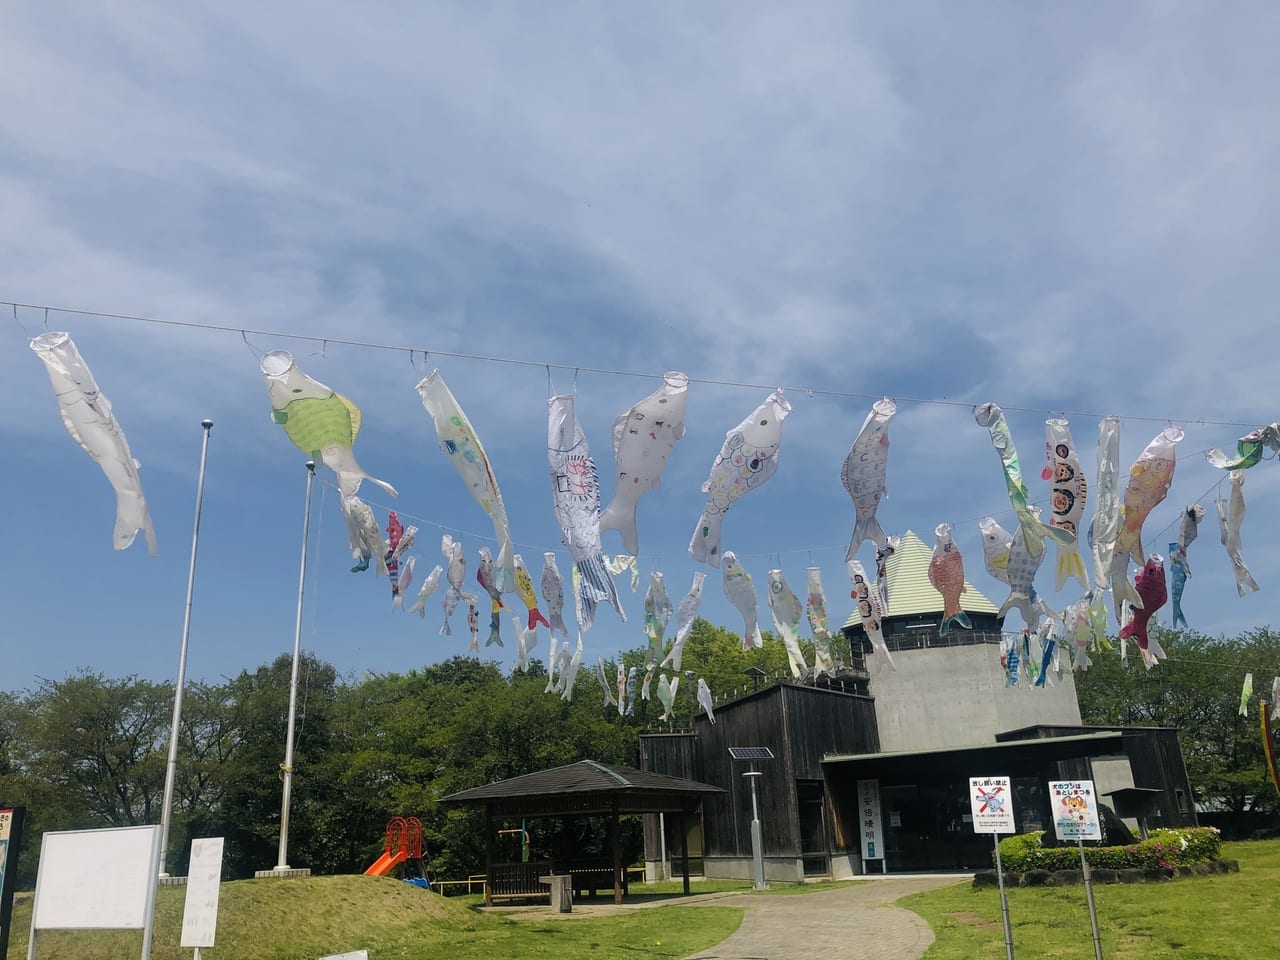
[1,806,26,960]
[856,780,885,874]
[969,777,1015,960]
[1050,779,1103,960]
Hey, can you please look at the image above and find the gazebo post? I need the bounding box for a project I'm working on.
[485,803,495,907]
[679,807,690,895]
[610,797,622,905]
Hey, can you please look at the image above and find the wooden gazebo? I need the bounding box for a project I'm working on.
[442,759,722,904]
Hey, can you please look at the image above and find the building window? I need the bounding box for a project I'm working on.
[1175,788,1187,813]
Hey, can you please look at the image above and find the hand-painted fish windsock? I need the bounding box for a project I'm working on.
[514,553,551,630]
[477,547,505,647]
[928,524,973,634]
[979,517,1014,585]
[548,394,626,631]
[696,678,716,725]
[616,666,627,717]
[416,369,516,592]
[600,372,689,556]
[31,332,158,555]
[996,512,1048,632]
[806,567,837,678]
[1206,423,1280,471]
[1118,555,1169,668]
[1063,597,1093,671]
[690,389,791,567]
[767,570,810,680]
[1034,617,1059,689]
[625,666,638,717]
[1043,419,1089,590]
[439,534,470,636]
[1090,417,1124,590]
[661,572,705,672]
[261,350,397,499]
[849,559,895,669]
[466,601,480,655]
[595,657,618,708]
[1217,470,1260,597]
[559,638,584,702]
[641,662,656,701]
[540,552,569,638]
[722,552,763,651]
[657,674,676,722]
[407,564,444,617]
[1115,425,1183,564]
[1239,672,1253,717]
[874,535,900,614]
[1170,505,1206,628]
[841,398,896,561]
[974,402,1072,559]
[643,571,675,661]
[341,494,388,575]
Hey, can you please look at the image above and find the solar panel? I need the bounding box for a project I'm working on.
[728,746,775,761]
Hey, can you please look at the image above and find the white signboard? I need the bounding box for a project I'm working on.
[856,779,883,861]
[181,837,225,948]
[32,825,161,930]
[969,776,1016,834]
[1049,779,1101,841]
[320,952,369,960]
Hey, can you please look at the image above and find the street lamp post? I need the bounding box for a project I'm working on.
[729,746,774,891]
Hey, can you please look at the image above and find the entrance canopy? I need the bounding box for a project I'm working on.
[442,760,722,903]
[823,730,1124,780]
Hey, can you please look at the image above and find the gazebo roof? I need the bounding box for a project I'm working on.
[842,529,998,629]
[441,760,722,818]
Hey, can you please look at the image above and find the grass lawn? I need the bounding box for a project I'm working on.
[5,874,743,960]
[903,838,1280,959]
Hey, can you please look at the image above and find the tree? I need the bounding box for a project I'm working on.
[1076,625,1280,823]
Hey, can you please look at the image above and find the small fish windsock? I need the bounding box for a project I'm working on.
[1090,417,1124,590]
[722,552,763,651]
[1206,424,1280,471]
[661,572,706,672]
[841,398,895,561]
[766,570,809,680]
[1217,471,1260,597]
[1043,419,1089,591]
[696,678,716,725]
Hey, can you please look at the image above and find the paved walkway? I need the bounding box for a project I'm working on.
[681,876,965,960]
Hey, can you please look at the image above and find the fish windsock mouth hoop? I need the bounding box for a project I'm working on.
[259,349,295,378]
[29,330,71,352]
[873,397,897,416]
[663,371,690,388]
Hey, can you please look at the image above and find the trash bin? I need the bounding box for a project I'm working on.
[539,874,573,913]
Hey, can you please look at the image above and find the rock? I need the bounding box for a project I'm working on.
[1023,869,1052,886]
[1048,869,1082,886]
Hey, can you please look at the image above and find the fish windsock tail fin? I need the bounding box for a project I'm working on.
[1054,547,1090,592]
[1112,570,1143,612]
[485,612,503,647]
[528,608,551,630]
[440,620,452,637]
[1146,632,1167,662]
[114,498,159,557]
[364,474,399,499]
[494,540,516,594]
[846,515,886,562]
[1075,647,1093,671]
[941,610,972,634]
[1172,601,1187,629]
[599,497,640,556]
[689,510,724,567]
[548,612,568,636]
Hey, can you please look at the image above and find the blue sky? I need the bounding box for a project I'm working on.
[3,2,1278,694]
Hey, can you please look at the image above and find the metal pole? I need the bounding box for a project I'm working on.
[275,460,316,870]
[746,769,766,890]
[158,419,213,877]
[659,812,668,881]
[1079,838,1104,960]
[993,834,1014,960]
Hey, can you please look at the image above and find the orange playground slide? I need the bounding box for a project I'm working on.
[363,847,407,877]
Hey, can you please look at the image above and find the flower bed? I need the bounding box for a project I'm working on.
[995,826,1221,872]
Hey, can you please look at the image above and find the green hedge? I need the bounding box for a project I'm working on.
[996,827,1221,872]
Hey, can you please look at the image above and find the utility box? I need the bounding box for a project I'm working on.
[539,874,573,913]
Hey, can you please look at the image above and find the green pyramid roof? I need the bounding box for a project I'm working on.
[841,529,999,630]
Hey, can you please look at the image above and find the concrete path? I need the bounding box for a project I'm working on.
[682,876,965,960]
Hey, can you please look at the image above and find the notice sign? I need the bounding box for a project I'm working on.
[181,837,225,948]
[1049,779,1101,841]
[857,779,883,861]
[968,777,1015,834]
[0,809,12,903]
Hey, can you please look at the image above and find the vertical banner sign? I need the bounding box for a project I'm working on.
[1049,780,1101,841]
[857,779,883,861]
[0,806,24,960]
[181,837,225,951]
[969,777,1016,834]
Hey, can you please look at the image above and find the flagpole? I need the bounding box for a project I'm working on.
[158,418,214,877]
[275,460,316,871]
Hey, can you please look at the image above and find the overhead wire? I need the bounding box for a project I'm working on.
[2,298,1266,429]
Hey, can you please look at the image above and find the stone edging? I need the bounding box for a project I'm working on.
[972,859,1239,888]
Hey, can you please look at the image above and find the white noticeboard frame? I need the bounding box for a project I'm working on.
[969,776,1016,834]
[1049,779,1101,842]
[856,779,884,863]
[181,837,225,951]
[28,824,162,960]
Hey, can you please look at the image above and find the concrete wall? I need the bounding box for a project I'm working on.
[869,643,1082,752]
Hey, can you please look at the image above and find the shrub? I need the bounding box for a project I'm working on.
[995,827,1221,873]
